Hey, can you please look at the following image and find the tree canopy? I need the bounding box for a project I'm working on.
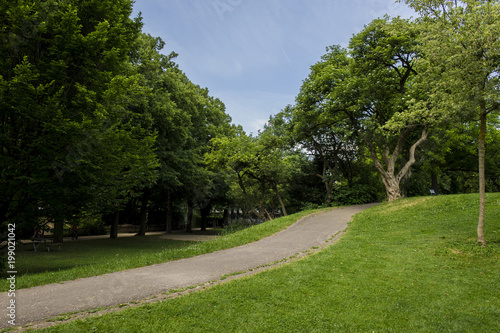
[1,0,498,247]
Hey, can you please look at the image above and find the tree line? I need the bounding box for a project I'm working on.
[1,0,499,246]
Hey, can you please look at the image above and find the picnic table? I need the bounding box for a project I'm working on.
[24,237,62,252]
[23,229,62,252]
[0,230,62,252]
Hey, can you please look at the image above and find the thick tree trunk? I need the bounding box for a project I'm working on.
[110,210,119,239]
[382,175,403,202]
[137,190,150,236]
[365,127,428,202]
[53,217,64,243]
[237,172,266,221]
[477,103,487,247]
[200,202,211,231]
[317,159,335,206]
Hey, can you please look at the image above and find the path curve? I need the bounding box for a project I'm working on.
[1,204,376,328]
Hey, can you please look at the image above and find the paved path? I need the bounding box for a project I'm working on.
[1,204,375,329]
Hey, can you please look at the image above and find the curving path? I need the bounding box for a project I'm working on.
[1,204,376,328]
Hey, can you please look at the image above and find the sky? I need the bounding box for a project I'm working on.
[132,0,415,135]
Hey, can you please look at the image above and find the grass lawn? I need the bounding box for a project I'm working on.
[37,193,500,332]
[0,209,324,291]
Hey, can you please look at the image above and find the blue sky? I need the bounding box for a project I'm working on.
[132,0,414,134]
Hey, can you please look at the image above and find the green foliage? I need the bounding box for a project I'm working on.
[399,0,500,124]
[77,217,107,236]
[402,0,500,245]
[124,32,234,231]
[0,0,158,233]
[332,183,378,206]
[282,17,427,203]
[206,124,302,220]
[1,0,498,246]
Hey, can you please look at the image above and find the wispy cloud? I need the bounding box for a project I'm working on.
[214,89,295,135]
[134,0,414,132]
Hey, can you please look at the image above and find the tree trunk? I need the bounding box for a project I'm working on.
[477,103,487,247]
[237,172,266,221]
[200,202,211,231]
[325,179,334,207]
[137,190,150,236]
[365,127,428,202]
[186,200,193,233]
[382,174,403,202]
[53,217,64,243]
[230,208,236,224]
[273,184,287,216]
[110,210,119,239]
[222,209,229,227]
[166,191,173,234]
[317,158,335,207]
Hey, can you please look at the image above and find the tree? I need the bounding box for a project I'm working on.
[347,17,429,201]
[0,0,159,241]
[280,101,361,206]
[124,33,233,235]
[206,125,298,221]
[293,18,429,202]
[400,0,500,246]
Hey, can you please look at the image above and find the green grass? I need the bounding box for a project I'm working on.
[37,193,500,332]
[0,209,325,291]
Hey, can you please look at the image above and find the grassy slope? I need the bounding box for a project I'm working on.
[1,209,324,291]
[40,193,500,332]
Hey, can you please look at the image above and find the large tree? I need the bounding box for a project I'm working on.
[124,33,233,235]
[400,0,500,246]
[347,17,429,201]
[294,18,429,202]
[0,0,159,241]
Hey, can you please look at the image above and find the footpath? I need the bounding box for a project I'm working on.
[1,204,376,329]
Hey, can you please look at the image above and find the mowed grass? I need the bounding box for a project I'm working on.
[38,193,500,332]
[0,209,324,291]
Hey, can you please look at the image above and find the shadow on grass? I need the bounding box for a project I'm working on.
[4,235,195,277]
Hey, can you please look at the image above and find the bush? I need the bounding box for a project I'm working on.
[221,219,254,235]
[77,218,107,236]
[332,183,377,205]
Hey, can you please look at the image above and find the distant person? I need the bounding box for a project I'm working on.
[71,225,78,240]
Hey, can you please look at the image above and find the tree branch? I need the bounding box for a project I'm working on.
[397,127,429,182]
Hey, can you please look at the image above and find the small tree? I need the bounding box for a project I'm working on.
[401,0,500,246]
